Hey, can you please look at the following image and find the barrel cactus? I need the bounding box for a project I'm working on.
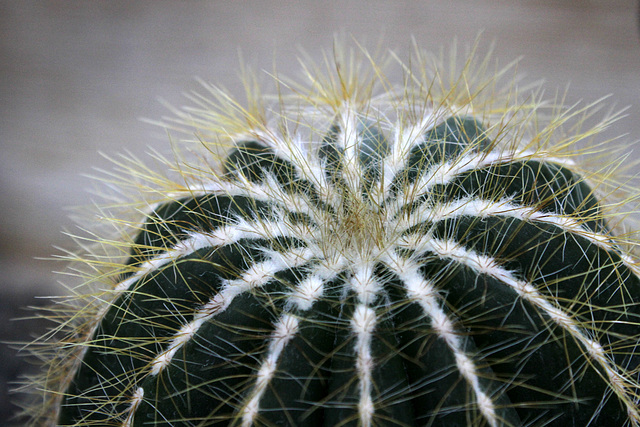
[25,43,640,426]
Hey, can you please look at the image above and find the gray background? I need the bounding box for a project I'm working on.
[1,1,639,424]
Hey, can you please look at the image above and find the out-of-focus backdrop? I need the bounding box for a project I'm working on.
[1,1,639,424]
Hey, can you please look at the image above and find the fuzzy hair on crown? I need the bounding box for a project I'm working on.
[20,39,640,427]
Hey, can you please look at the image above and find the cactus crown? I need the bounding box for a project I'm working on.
[22,41,640,426]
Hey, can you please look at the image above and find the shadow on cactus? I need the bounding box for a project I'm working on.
[22,41,640,426]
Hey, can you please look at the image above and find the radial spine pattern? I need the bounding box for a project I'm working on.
[26,43,640,427]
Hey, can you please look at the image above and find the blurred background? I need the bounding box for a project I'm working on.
[1,0,639,424]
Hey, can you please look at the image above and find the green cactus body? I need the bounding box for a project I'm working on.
[29,45,640,426]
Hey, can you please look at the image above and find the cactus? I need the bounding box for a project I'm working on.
[24,42,640,426]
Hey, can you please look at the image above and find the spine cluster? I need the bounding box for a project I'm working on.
[23,43,640,427]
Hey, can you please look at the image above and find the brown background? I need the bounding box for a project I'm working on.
[1,1,639,424]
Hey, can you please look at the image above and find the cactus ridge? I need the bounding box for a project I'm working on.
[25,43,640,426]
